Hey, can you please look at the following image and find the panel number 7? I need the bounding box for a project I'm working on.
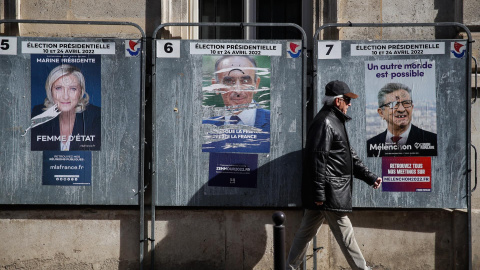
[318,41,341,59]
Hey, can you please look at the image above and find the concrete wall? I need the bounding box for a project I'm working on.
[1,0,479,269]
[15,0,145,38]
[0,207,139,269]
[0,208,469,270]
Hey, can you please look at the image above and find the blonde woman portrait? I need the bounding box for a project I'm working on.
[31,62,101,151]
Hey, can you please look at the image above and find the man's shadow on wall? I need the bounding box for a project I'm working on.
[150,150,303,270]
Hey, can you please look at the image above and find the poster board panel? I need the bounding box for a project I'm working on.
[154,40,304,207]
[0,37,141,205]
[316,39,468,208]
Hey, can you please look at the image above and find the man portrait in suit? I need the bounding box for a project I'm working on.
[202,55,270,132]
[202,55,270,153]
[367,82,437,157]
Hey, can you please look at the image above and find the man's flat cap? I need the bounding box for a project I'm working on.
[325,80,358,99]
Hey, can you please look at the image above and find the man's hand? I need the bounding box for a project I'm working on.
[373,177,382,189]
[315,201,324,206]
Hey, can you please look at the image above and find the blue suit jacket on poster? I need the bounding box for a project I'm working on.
[202,108,271,153]
[366,124,437,157]
[202,108,270,132]
[31,104,101,151]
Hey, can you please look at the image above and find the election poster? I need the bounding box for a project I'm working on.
[201,55,271,153]
[382,156,432,192]
[208,153,258,188]
[42,151,92,186]
[30,54,102,152]
[365,59,437,157]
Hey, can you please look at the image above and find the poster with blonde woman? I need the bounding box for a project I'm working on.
[29,54,101,151]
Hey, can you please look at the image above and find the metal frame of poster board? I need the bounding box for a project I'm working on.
[151,22,306,267]
[314,22,473,270]
[0,19,146,268]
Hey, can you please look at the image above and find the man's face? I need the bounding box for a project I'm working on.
[335,96,351,114]
[214,56,260,110]
[377,89,413,133]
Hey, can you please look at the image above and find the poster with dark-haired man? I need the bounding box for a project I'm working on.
[201,55,271,154]
[365,59,437,157]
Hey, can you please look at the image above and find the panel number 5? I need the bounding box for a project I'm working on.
[0,38,17,55]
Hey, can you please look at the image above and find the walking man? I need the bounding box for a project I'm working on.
[286,80,382,270]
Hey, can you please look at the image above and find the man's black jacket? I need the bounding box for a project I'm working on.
[302,105,378,212]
